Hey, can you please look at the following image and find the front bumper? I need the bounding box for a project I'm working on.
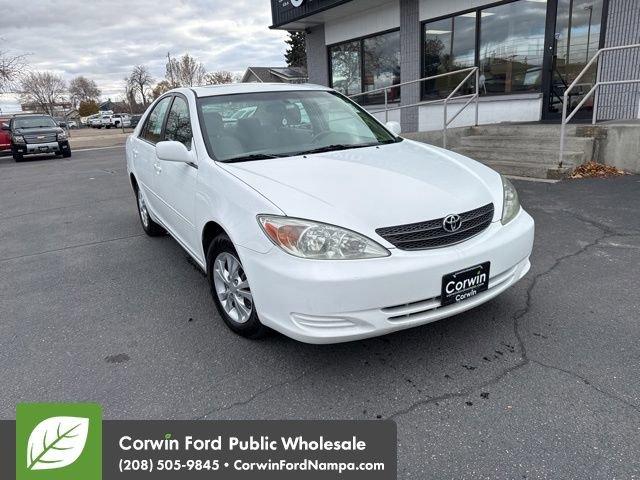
[238,209,535,344]
[14,141,70,155]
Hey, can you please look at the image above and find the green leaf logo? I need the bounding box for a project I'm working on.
[26,416,89,471]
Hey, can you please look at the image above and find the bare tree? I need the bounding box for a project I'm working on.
[0,49,28,93]
[127,65,153,106]
[165,53,206,87]
[68,76,101,109]
[20,71,67,116]
[204,71,235,85]
[152,80,172,100]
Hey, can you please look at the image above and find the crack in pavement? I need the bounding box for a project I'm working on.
[0,233,146,263]
[195,368,322,420]
[529,359,640,413]
[388,209,639,420]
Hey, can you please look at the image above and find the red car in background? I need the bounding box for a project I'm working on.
[0,115,14,154]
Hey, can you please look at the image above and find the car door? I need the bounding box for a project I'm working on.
[152,94,199,255]
[132,96,173,224]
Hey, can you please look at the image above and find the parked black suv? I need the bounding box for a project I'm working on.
[2,114,71,162]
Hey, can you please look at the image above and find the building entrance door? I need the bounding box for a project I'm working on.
[542,0,606,121]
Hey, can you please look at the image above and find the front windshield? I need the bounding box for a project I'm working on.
[13,116,57,129]
[197,90,399,162]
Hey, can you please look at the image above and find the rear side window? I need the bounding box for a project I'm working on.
[140,97,172,144]
[164,97,192,150]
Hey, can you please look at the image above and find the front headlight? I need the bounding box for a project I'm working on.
[57,131,68,141]
[12,135,25,144]
[501,176,521,225]
[258,215,390,260]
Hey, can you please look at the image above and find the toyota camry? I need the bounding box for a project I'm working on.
[125,83,534,344]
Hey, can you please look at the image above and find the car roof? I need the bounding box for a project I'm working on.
[12,113,53,118]
[188,82,332,99]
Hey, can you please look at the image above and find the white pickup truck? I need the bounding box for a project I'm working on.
[91,113,131,129]
[108,114,131,128]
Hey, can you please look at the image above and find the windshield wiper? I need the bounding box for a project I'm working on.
[292,143,378,156]
[221,153,283,163]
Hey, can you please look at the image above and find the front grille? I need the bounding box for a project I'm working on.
[24,134,57,144]
[376,203,494,250]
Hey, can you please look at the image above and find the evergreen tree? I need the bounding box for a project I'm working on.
[285,31,307,69]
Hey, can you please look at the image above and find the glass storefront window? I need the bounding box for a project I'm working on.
[422,0,550,98]
[479,0,548,95]
[330,30,401,104]
[423,14,477,98]
[330,41,362,97]
[363,30,401,104]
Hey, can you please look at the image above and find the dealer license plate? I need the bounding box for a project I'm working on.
[441,262,490,307]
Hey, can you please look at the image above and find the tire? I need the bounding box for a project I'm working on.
[206,234,267,339]
[136,189,165,236]
[11,146,23,162]
[106,125,111,129]
[62,148,71,158]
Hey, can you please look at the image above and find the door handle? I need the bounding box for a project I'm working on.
[154,163,162,174]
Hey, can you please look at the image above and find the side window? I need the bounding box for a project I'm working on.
[140,97,172,144]
[164,97,192,150]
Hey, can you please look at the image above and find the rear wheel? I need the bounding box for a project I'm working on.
[136,190,165,236]
[207,235,267,339]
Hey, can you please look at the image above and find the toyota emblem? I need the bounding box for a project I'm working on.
[442,214,462,233]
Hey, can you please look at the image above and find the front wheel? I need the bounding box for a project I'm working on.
[11,146,23,162]
[207,235,267,339]
[62,146,71,158]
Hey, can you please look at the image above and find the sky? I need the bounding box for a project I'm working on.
[0,0,288,113]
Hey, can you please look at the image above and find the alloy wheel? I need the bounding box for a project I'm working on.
[137,193,149,228]
[213,252,253,324]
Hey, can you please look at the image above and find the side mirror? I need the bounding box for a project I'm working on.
[156,141,192,164]
[58,122,67,128]
[385,121,401,136]
[1,123,10,131]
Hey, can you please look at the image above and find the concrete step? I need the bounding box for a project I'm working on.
[467,124,580,137]
[453,146,581,166]
[478,160,573,179]
[459,135,593,155]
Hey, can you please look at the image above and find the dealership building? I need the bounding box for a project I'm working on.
[270,0,640,133]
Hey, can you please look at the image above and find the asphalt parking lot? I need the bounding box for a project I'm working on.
[1,147,639,479]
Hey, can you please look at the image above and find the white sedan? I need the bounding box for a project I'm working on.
[126,83,534,344]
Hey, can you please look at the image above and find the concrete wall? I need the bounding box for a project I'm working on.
[418,95,542,131]
[367,107,402,125]
[598,125,640,173]
[324,2,400,45]
[305,25,329,86]
[598,0,640,121]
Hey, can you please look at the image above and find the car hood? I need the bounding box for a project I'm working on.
[219,140,504,243]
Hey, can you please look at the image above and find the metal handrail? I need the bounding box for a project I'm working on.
[349,67,479,148]
[559,43,640,166]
